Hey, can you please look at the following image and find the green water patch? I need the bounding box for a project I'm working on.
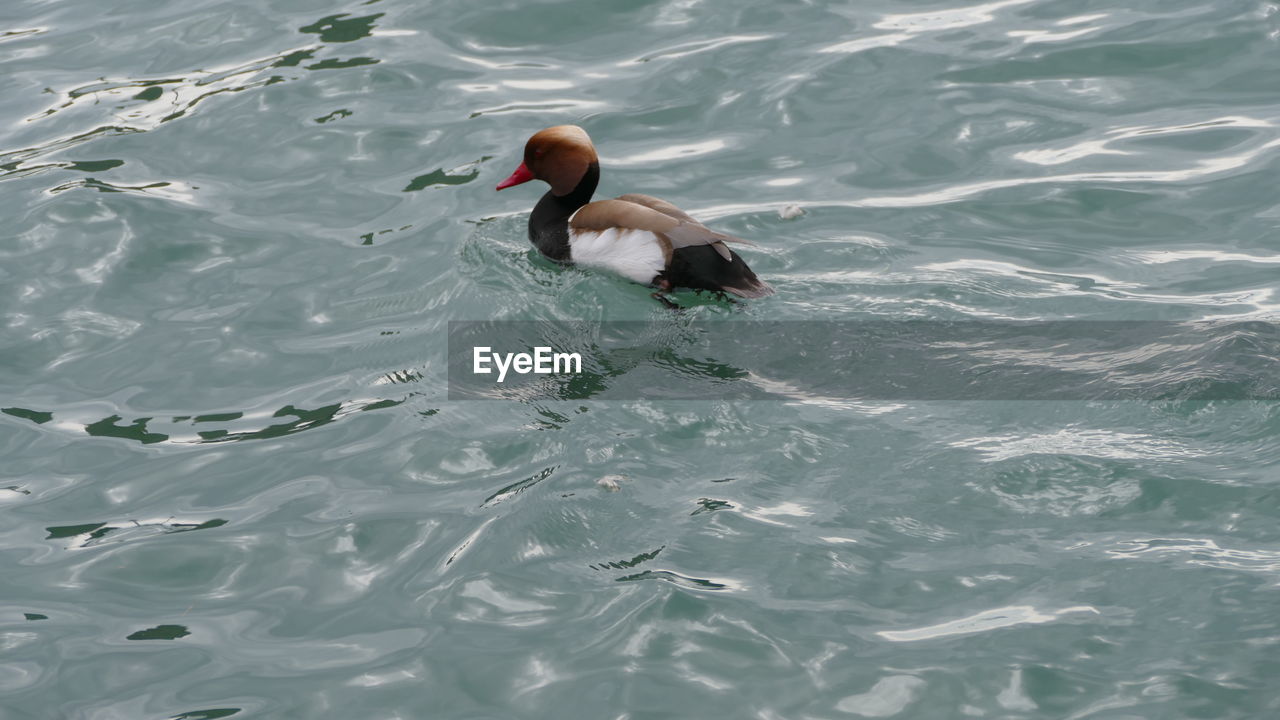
[404,167,481,191]
[591,547,664,571]
[45,519,227,547]
[358,224,413,245]
[299,13,383,43]
[359,399,403,412]
[273,49,316,68]
[59,397,404,446]
[86,415,168,444]
[192,412,243,424]
[691,498,733,515]
[0,156,121,180]
[315,109,352,124]
[46,522,109,540]
[3,407,52,424]
[616,570,729,591]
[169,519,229,534]
[133,86,163,101]
[307,57,379,71]
[127,624,190,641]
[49,178,171,195]
[214,403,341,441]
[65,159,124,172]
[170,711,240,720]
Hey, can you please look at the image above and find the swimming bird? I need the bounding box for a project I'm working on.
[496,125,773,299]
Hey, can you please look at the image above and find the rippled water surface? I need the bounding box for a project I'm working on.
[4,0,1280,717]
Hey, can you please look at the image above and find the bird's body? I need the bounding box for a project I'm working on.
[497,126,773,298]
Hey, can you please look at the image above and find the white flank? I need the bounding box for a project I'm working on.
[568,228,665,284]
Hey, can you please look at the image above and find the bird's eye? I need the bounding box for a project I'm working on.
[535,148,545,156]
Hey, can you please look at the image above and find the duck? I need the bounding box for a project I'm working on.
[496,125,774,298]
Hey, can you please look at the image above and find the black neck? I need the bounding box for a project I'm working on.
[528,162,598,261]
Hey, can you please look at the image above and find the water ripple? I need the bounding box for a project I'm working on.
[878,604,1102,642]
[5,0,1280,717]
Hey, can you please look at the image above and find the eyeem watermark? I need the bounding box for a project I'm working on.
[449,320,1280,401]
[472,346,582,383]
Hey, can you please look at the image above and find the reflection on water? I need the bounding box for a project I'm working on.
[126,624,191,641]
[2,407,53,424]
[2,8,395,190]
[169,711,241,720]
[4,398,405,445]
[46,517,226,547]
[299,13,383,44]
[591,546,664,571]
[403,156,489,192]
[481,465,556,507]
[616,569,732,591]
[448,320,1280,401]
[878,605,1101,642]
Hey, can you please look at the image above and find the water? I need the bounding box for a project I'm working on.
[3,0,1280,717]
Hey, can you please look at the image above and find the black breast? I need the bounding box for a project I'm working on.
[526,162,598,262]
[528,193,572,261]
